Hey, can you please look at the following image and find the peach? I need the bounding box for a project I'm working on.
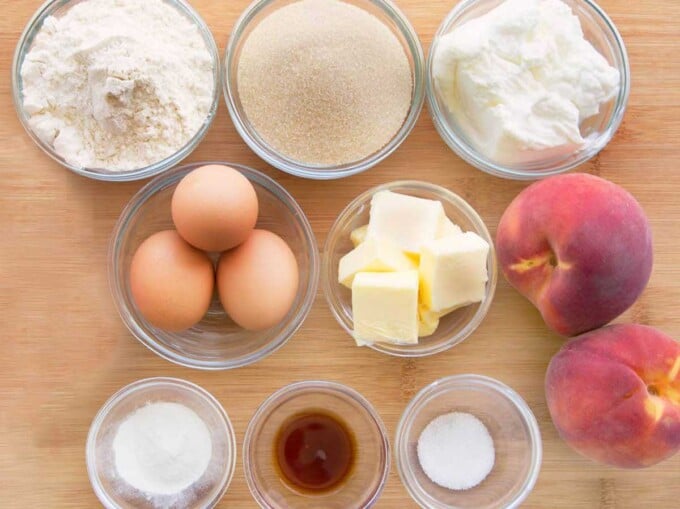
[546,324,680,468]
[496,173,652,337]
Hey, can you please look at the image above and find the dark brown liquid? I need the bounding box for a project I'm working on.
[275,411,355,492]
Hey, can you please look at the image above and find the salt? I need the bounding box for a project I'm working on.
[417,412,495,490]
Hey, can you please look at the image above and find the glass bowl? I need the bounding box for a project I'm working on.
[109,162,319,370]
[86,377,236,509]
[12,0,220,182]
[243,381,390,508]
[322,181,497,357]
[395,375,542,509]
[427,0,630,180]
[223,0,425,180]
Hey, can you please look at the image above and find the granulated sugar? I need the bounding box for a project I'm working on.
[237,0,412,166]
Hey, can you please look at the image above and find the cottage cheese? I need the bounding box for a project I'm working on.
[433,0,620,164]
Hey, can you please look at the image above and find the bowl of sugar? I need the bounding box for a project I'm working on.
[395,375,542,509]
[86,378,236,509]
[224,0,425,179]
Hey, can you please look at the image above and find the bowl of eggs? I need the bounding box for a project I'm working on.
[109,162,319,370]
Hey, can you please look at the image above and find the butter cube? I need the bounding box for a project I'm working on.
[418,304,440,337]
[339,238,415,288]
[418,302,463,337]
[438,217,463,239]
[350,224,368,247]
[352,271,419,345]
[366,191,446,254]
[420,232,490,312]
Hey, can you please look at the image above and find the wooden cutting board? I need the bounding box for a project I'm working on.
[1,0,679,507]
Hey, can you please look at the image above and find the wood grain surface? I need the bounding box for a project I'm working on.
[1,0,679,507]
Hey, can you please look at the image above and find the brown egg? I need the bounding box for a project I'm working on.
[171,165,259,252]
[130,230,214,332]
[217,230,299,331]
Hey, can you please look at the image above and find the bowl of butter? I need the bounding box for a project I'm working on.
[427,0,630,180]
[322,181,497,357]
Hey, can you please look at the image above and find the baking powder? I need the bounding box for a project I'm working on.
[112,402,212,496]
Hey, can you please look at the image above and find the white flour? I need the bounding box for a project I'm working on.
[21,0,214,171]
[112,402,213,496]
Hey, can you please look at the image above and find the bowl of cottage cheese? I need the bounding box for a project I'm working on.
[12,0,220,182]
[427,0,630,180]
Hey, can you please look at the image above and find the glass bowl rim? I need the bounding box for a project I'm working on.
[108,161,320,370]
[425,0,631,181]
[222,0,426,180]
[85,377,237,509]
[242,380,391,508]
[322,180,498,357]
[12,0,221,182]
[395,374,543,509]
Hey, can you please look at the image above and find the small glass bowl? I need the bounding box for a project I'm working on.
[223,0,425,180]
[86,377,236,509]
[109,162,319,370]
[12,0,220,182]
[322,181,497,357]
[243,381,390,508]
[427,0,630,180]
[395,375,542,509]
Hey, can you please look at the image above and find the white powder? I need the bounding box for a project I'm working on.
[21,0,214,171]
[112,402,212,496]
[417,412,495,490]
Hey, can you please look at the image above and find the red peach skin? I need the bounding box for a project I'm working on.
[496,173,652,337]
[546,324,680,468]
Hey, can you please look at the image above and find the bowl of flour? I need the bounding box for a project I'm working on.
[86,377,236,508]
[13,0,220,182]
